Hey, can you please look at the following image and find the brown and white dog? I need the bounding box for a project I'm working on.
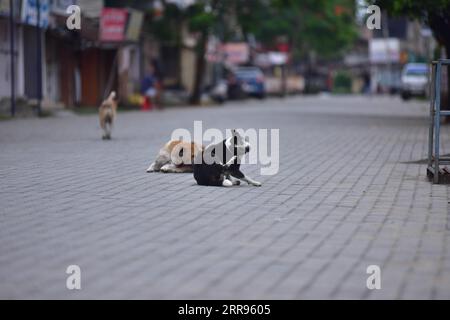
[99,91,118,140]
[147,140,203,173]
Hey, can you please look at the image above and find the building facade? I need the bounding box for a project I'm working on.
[0,0,154,112]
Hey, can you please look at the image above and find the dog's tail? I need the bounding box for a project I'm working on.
[107,91,116,102]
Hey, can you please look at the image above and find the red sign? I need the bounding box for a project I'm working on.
[100,8,128,42]
[276,43,290,53]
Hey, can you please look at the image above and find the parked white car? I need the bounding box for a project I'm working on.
[401,63,429,100]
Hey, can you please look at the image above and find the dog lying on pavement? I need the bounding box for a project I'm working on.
[147,140,203,173]
[99,91,117,140]
[193,130,262,187]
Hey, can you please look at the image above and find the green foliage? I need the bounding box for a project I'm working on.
[238,0,357,59]
[144,0,356,60]
[114,0,358,60]
[186,5,215,32]
[372,0,450,51]
[144,3,182,45]
[145,1,216,45]
[333,71,352,93]
[372,0,450,16]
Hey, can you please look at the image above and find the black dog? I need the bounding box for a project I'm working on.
[193,130,262,187]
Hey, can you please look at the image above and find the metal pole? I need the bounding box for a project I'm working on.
[428,63,436,169]
[103,49,119,100]
[36,0,42,115]
[9,0,15,117]
[215,3,224,86]
[382,10,391,94]
[434,62,442,183]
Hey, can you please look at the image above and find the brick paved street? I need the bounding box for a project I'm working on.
[0,95,449,299]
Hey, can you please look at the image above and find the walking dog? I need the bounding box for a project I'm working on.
[99,91,117,140]
[147,140,203,173]
[193,130,262,187]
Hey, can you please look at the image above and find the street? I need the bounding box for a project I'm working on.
[0,95,449,299]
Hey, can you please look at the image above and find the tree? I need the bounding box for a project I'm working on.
[146,0,217,105]
[240,0,357,61]
[373,0,450,100]
[114,0,357,104]
[148,0,357,104]
[164,0,357,104]
[146,2,184,87]
[185,1,217,105]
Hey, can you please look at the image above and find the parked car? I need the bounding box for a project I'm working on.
[232,67,266,99]
[401,63,429,100]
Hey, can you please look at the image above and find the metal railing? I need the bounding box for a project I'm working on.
[427,59,450,183]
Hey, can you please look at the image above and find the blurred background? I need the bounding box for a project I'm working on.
[0,0,448,115]
[2,1,450,300]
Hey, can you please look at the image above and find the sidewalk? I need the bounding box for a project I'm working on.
[0,95,449,299]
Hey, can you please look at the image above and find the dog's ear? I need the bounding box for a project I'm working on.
[232,129,245,143]
[233,129,244,138]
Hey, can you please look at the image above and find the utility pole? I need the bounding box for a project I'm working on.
[36,0,42,115]
[9,0,15,117]
[382,10,391,94]
[215,1,224,86]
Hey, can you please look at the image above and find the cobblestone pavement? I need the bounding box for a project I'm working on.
[0,95,449,299]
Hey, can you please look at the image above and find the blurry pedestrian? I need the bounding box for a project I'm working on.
[362,70,371,94]
[152,59,164,110]
[141,65,157,111]
[141,60,164,111]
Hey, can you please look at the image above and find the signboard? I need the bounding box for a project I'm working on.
[1,1,22,19]
[99,8,128,42]
[255,52,288,67]
[206,42,251,65]
[51,0,78,15]
[222,43,249,65]
[125,9,144,42]
[369,38,400,64]
[268,52,288,65]
[21,0,50,28]
[0,0,10,15]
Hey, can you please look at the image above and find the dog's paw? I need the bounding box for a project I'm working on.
[252,181,262,187]
[222,179,233,187]
[160,164,173,173]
